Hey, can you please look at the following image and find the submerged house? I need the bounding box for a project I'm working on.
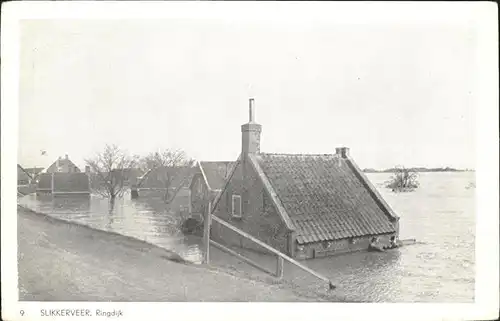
[201,99,400,259]
[36,155,90,196]
[190,161,235,215]
[139,166,195,190]
[18,165,45,195]
[132,166,195,201]
[17,164,33,186]
[17,165,44,185]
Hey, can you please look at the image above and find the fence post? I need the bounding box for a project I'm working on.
[276,256,284,279]
[203,201,212,264]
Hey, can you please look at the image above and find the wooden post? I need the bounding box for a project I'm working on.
[51,172,54,195]
[211,240,275,276]
[276,256,284,279]
[202,201,212,264]
[211,215,335,289]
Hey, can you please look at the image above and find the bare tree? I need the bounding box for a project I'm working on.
[386,166,419,192]
[85,144,139,206]
[138,149,195,202]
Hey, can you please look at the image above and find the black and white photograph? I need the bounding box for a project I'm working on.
[1,2,498,321]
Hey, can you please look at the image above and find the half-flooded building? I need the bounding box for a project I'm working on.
[17,164,33,186]
[206,99,400,259]
[36,155,90,196]
[190,161,235,216]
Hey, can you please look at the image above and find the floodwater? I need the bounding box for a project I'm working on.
[18,189,205,264]
[18,172,475,302]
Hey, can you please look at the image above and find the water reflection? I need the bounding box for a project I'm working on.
[19,192,204,264]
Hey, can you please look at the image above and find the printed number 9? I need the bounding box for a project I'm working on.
[20,310,25,316]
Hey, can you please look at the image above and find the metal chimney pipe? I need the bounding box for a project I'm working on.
[249,98,255,123]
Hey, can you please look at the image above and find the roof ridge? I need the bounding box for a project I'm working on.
[200,161,234,163]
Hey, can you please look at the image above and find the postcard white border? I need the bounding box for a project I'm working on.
[2,2,498,321]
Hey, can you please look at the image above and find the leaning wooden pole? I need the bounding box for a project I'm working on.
[211,215,336,290]
[202,200,212,264]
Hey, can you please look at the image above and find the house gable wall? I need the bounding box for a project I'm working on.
[211,158,290,255]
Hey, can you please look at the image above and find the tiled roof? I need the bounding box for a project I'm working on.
[256,153,396,244]
[46,158,81,173]
[37,173,90,193]
[200,161,235,190]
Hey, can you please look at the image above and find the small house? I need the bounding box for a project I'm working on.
[18,164,44,195]
[139,166,194,190]
[132,166,195,205]
[208,99,400,259]
[190,161,235,215]
[17,164,32,186]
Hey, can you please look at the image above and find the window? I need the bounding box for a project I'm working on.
[232,194,242,217]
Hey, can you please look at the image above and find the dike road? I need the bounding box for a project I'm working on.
[17,206,327,302]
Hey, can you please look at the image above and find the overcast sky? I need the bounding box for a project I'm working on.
[18,16,477,170]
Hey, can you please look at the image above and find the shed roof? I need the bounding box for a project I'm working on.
[255,153,396,244]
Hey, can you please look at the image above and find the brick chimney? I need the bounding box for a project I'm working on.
[241,98,262,155]
[85,165,90,173]
[65,154,68,160]
[336,147,349,158]
[240,98,262,218]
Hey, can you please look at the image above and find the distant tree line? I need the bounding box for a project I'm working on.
[363,167,471,173]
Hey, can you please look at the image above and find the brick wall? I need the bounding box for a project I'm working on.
[211,158,290,255]
[296,233,397,260]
